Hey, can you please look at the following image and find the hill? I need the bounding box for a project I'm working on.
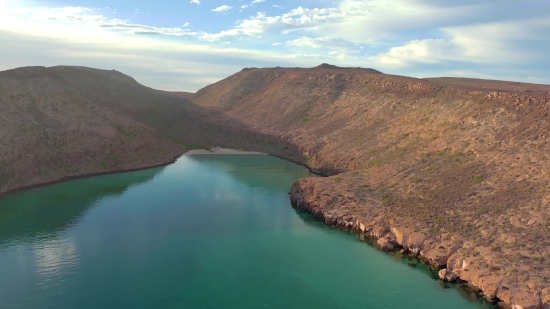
[190,65,550,308]
[0,66,187,194]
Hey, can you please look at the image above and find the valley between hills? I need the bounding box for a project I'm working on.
[1,64,550,309]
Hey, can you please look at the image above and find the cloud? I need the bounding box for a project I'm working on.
[286,36,363,53]
[190,0,201,4]
[212,5,232,12]
[252,0,266,3]
[241,5,249,9]
[0,0,549,89]
[272,5,283,8]
[372,16,550,67]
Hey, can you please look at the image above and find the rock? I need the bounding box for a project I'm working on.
[406,232,425,253]
[510,292,541,309]
[377,237,394,251]
[541,288,550,309]
[391,226,414,246]
[372,225,389,238]
[498,283,542,309]
[446,250,468,272]
[359,223,366,233]
[421,240,460,267]
[438,268,458,282]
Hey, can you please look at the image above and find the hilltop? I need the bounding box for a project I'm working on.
[1,64,550,308]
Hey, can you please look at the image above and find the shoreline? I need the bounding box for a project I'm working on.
[184,147,267,155]
[0,153,185,199]
[289,182,541,309]
[0,147,537,308]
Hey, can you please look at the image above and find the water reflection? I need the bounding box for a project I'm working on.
[188,155,312,192]
[34,236,79,282]
[0,167,165,246]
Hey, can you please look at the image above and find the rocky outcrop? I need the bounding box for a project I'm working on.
[438,269,458,282]
[290,181,548,309]
[377,237,394,251]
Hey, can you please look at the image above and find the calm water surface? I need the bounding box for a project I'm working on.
[0,155,493,309]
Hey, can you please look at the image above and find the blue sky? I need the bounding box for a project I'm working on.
[0,0,549,91]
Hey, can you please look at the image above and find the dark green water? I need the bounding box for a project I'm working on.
[0,155,493,309]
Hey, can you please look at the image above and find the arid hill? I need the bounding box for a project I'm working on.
[190,65,550,309]
[0,66,188,194]
[1,64,550,308]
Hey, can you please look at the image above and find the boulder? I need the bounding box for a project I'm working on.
[372,225,389,238]
[377,237,394,251]
[391,226,414,246]
[438,268,458,282]
[421,240,460,267]
[406,232,425,253]
[498,282,542,309]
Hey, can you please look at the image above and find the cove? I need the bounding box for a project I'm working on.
[0,155,494,309]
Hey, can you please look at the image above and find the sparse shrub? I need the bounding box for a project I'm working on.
[472,174,485,183]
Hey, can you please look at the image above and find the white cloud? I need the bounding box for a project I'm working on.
[212,5,232,12]
[286,36,362,53]
[0,0,549,88]
[372,16,550,67]
[252,0,266,3]
[272,4,283,8]
[190,0,201,5]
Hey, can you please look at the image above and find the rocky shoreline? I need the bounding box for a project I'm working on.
[290,181,546,309]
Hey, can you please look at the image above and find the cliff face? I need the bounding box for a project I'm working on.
[0,66,185,195]
[191,66,550,309]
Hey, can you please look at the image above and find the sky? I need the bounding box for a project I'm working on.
[0,0,549,91]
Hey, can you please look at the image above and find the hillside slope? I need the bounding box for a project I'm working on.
[191,65,550,308]
[0,66,186,195]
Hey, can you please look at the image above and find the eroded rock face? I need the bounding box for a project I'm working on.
[406,232,425,254]
[438,269,458,282]
[421,241,460,268]
[377,237,394,251]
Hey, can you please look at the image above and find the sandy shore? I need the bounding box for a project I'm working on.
[184,147,267,155]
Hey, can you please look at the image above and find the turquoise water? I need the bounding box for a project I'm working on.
[0,155,493,309]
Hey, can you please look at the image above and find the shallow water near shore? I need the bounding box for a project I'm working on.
[0,155,495,309]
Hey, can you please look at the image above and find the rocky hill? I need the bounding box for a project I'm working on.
[1,64,550,308]
[190,65,550,309]
[0,66,187,195]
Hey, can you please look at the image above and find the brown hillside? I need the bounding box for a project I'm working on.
[0,66,186,195]
[190,65,550,308]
